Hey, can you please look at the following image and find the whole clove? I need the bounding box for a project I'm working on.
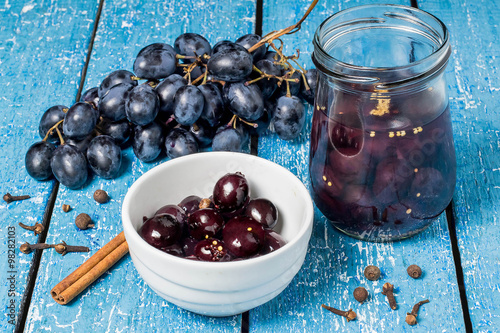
[18,222,44,235]
[321,304,357,322]
[3,193,30,204]
[53,241,89,256]
[381,282,397,310]
[406,299,430,325]
[20,242,52,254]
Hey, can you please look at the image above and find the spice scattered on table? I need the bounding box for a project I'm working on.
[75,213,94,230]
[53,241,89,256]
[405,299,430,325]
[364,265,381,281]
[381,282,397,310]
[62,204,71,212]
[321,304,357,322]
[93,189,109,203]
[407,264,422,279]
[20,242,52,254]
[18,222,44,235]
[353,287,368,303]
[3,193,30,204]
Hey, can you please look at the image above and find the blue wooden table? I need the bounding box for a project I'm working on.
[0,0,497,332]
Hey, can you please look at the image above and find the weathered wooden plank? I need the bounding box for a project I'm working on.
[24,0,257,331]
[253,0,466,331]
[418,0,500,330]
[0,1,99,331]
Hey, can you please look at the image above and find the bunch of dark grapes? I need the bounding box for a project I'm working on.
[25,32,317,189]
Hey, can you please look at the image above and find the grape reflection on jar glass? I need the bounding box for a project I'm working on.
[26,30,316,189]
[138,172,286,261]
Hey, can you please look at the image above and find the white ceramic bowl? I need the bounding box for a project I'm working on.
[122,151,314,317]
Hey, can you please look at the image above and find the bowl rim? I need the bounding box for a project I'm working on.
[122,151,314,268]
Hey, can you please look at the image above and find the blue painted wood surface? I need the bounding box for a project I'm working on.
[253,0,466,331]
[418,0,500,329]
[0,1,99,331]
[23,0,255,332]
[1,0,498,331]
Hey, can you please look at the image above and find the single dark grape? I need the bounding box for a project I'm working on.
[405,167,448,217]
[222,216,265,257]
[173,85,204,126]
[207,42,253,82]
[99,83,134,121]
[125,84,159,126]
[194,238,231,261]
[164,127,199,158]
[260,229,286,255]
[155,204,187,226]
[132,122,164,162]
[139,214,181,249]
[263,50,279,62]
[211,40,233,55]
[212,126,243,152]
[372,157,411,204]
[272,95,305,140]
[65,132,96,154]
[246,102,272,136]
[245,198,278,229]
[254,59,282,99]
[25,141,56,180]
[50,144,88,189]
[300,68,318,105]
[174,33,211,63]
[63,102,99,140]
[235,33,266,61]
[98,118,131,146]
[181,236,198,257]
[187,208,224,240]
[98,69,137,98]
[133,43,177,79]
[213,172,249,212]
[198,82,225,127]
[161,244,184,257]
[223,82,264,121]
[86,135,122,179]
[39,105,67,143]
[189,119,215,148]
[178,195,202,215]
[80,87,99,107]
[155,74,187,115]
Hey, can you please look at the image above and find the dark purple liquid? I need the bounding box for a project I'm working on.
[310,100,456,241]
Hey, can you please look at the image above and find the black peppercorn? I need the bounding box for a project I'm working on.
[407,265,422,279]
[353,287,368,303]
[75,213,94,230]
[364,265,381,281]
[93,189,109,204]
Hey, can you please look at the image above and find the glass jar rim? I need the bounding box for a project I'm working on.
[312,4,451,87]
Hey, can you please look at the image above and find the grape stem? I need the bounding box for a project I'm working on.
[42,119,64,142]
[55,125,65,145]
[247,0,319,53]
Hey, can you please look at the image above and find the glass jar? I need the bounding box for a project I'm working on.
[310,4,456,241]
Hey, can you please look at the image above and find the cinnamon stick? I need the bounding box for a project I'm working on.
[51,231,129,305]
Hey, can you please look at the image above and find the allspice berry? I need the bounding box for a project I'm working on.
[75,213,94,230]
[407,265,422,279]
[93,189,109,204]
[353,287,368,303]
[364,265,381,281]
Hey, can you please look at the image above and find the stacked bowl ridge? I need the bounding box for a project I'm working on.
[122,151,314,316]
